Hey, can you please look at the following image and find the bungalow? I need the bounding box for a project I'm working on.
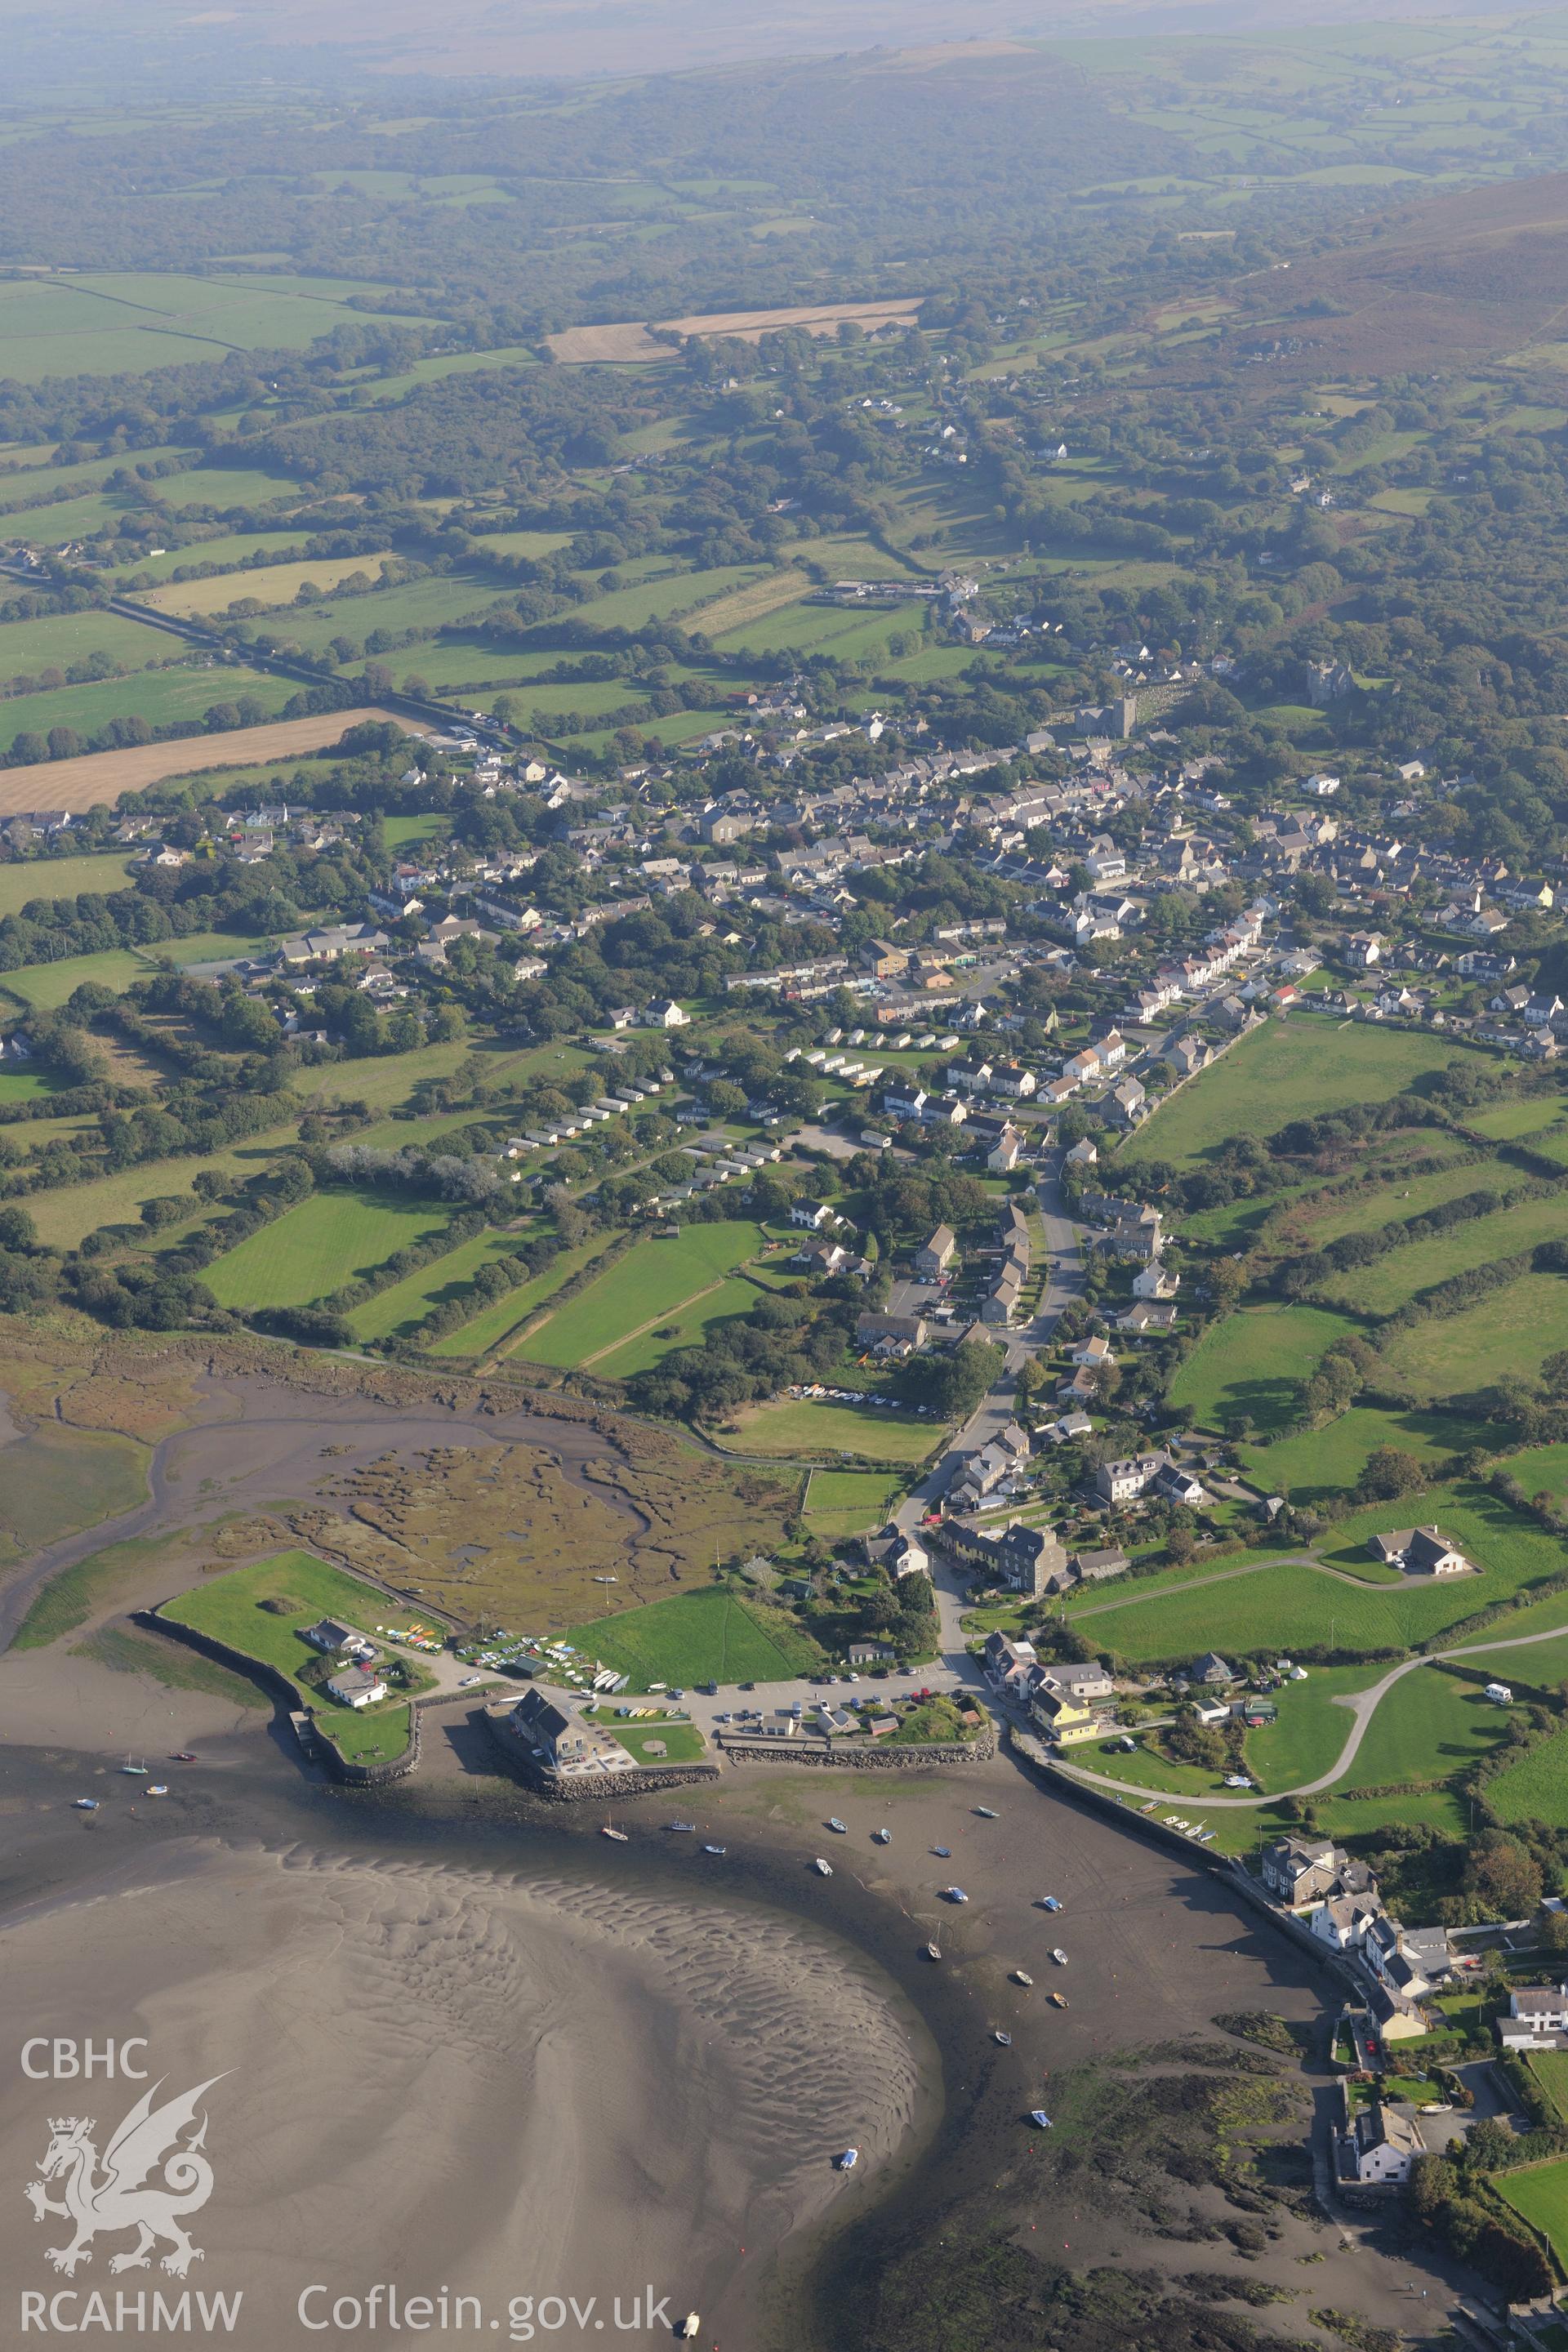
[301,1618,377,1662]
[1117,1301,1178,1337]
[327,1665,389,1709]
[1368,1526,1474,1576]
[1068,1545,1130,1582]
[848,1639,897,1666]
[857,1310,928,1352]
[915,1223,957,1279]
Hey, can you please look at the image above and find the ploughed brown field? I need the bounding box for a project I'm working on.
[0,708,422,814]
[548,298,924,363]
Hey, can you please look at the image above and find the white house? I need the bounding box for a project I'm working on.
[1337,2104,1422,2186]
[645,998,690,1028]
[1133,1260,1179,1301]
[326,1666,388,1709]
[1368,1526,1474,1576]
[790,1199,836,1230]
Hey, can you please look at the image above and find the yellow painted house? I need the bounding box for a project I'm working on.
[1030,1686,1104,1746]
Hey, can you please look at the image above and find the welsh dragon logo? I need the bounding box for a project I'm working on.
[24,2075,226,2278]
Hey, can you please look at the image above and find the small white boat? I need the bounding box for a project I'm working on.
[73,1797,99,1811]
[924,1942,942,1961]
[942,1886,969,1904]
[1051,1948,1068,1967]
[994,2029,1012,2047]
[667,1821,697,1833]
[836,2147,858,2170]
[827,1817,848,1833]
[1029,2109,1054,2130]
[703,1843,726,1855]
[1039,1895,1062,1913]
[1049,1992,1068,2010]
[601,1825,629,1842]
[974,1806,999,1819]
[1012,1970,1033,1987]
[813,1857,833,1877]
[679,2316,700,2342]
[873,1828,891,1844]
[147,1784,169,1797]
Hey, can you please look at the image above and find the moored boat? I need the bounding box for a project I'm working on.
[924,1942,942,1961]
[601,1824,630,1842]
[1012,1970,1033,1987]
[1051,1948,1068,1966]
[813,1857,833,1876]
[73,1797,99,1811]
[1029,2110,1054,2129]
[836,2147,858,2170]
[994,2030,1012,2047]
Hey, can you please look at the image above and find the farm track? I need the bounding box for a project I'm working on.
[575,1275,728,1369]
[1059,1619,1568,1809]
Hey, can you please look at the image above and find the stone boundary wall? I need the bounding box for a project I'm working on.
[139,1607,418,1784]
[721,1732,996,1769]
[481,1708,721,1802]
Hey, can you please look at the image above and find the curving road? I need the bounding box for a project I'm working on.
[1056,1620,1568,1808]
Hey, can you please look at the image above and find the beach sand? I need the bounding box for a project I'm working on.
[0,1832,932,2350]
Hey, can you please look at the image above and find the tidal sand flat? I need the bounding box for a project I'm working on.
[0,1835,930,2350]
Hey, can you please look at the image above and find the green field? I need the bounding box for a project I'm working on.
[0,947,149,1008]
[22,1123,301,1250]
[1242,1404,1501,1503]
[803,1468,901,1539]
[1498,2161,1568,2270]
[1339,1665,1523,1790]
[1294,1152,1494,1247]
[0,270,430,383]
[0,853,134,916]
[0,608,176,678]
[1073,1481,1568,1666]
[1167,1302,1357,1435]
[721,1396,945,1463]
[515,1220,766,1367]
[203,1188,452,1312]
[591,1275,762,1377]
[1526,2053,1568,2128]
[563,1586,822,1691]
[1242,1664,1385,1792]
[1382,1274,1568,1399]
[0,663,294,759]
[431,1232,618,1357]
[595,1715,709,1765]
[346,1230,532,1342]
[1317,1196,1568,1316]
[155,1548,416,1762]
[1486,1722,1568,1827]
[1125,1018,1480,1169]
